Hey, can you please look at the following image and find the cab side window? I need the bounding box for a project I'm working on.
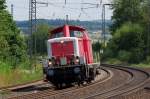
[70,31,75,37]
[51,32,64,38]
[70,31,83,38]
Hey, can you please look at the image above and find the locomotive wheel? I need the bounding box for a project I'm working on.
[96,68,101,75]
[86,78,92,84]
[65,83,72,87]
[56,83,63,89]
[77,75,82,86]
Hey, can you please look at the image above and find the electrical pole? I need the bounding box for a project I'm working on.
[29,0,37,60]
[29,0,48,58]
[29,0,37,68]
[147,2,150,56]
[102,4,112,47]
[102,4,105,46]
[148,22,150,55]
[29,0,49,67]
[66,15,69,24]
[11,4,14,18]
[65,0,67,5]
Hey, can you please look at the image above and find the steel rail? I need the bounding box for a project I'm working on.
[85,64,150,99]
[8,66,112,99]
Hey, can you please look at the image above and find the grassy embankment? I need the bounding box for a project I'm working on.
[103,58,150,68]
[0,61,43,88]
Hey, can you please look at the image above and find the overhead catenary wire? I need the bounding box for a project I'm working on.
[36,0,102,21]
[8,0,105,21]
[40,1,102,10]
[77,0,84,20]
[8,0,113,24]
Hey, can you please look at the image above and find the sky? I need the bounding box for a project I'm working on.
[6,0,113,21]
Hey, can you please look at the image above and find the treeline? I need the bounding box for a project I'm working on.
[103,0,150,64]
[0,0,27,68]
[31,23,53,55]
[16,19,112,34]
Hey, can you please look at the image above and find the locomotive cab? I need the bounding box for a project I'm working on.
[44,25,95,88]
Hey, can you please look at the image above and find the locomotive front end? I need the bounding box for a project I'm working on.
[45,37,86,86]
[47,37,81,66]
[43,25,95,88]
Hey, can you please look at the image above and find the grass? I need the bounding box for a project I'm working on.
[0,56,149,88]
[103,58,150,68]
[0,61,43,88]
[131,62,150,68]
[103,58,123,65]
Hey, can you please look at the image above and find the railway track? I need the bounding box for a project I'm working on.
[0,80,53,99]
[1,66,111,99]
[85,64,150,99]
[0,64,149,99]
[0,80,43,90]
[53,64,133,99]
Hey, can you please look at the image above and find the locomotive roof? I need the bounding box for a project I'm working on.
[50,25,86,34]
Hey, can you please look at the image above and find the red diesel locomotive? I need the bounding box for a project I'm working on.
[43,25,97,88]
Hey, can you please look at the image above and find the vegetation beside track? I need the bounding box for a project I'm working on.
[100,0,150,67]
[0,1,46,88]
[103,58,150,68]
[0,61,43,88]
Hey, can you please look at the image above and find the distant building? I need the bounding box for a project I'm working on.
[89,30,112,43]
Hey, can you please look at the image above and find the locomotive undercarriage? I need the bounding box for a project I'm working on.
[44,65,96,89]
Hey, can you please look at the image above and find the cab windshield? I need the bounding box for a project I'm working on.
[70,31,83,38]
[51,32,64,38]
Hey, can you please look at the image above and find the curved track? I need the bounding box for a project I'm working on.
[85,64,150,99]
[0,81,53,99]
[1,64,149,99]
[2,67,111,99]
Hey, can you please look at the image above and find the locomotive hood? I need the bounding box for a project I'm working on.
[47,37,80,59]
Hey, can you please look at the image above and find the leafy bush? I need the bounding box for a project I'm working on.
[0,61,11,73]
[104,22,145,64]
[117,50,131,62]
[102,48,114,59]
[104,58,122,64]
[146,56,150,63]
[113,22,144,51]
[128,48,144,63]
[0,0,28,68]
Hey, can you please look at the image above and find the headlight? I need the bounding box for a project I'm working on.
[60,40,64,43]
[48,61,52,65]
[75,56,80,63]
[74,67,80,74]
[48,59,52,66]
[76,59,79,63]
[48,69,54,76]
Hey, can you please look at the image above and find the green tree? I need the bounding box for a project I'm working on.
[92,42,102,52]
[104,22,145,63]
[103,0,150,64]
[0,0,27,68]
[0,0,6,10]
[111,0,143,33]
[32,23,53,55]
[0,36,9,60]
[141,0,150,56]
